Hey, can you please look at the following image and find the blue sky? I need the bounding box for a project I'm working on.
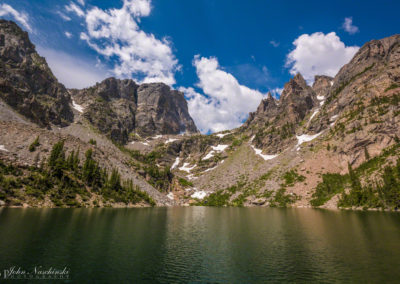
[0,0,399,133]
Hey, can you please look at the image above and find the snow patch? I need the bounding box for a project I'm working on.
[203,144,229,160]
[191,191,207,199]
[330,81,334,86]
[179,163,196,173]
[166,138,178,144]
[202,151,215,160]
[250,135,255,142]
[152,135,163,139]
[296,132,323,150]
[308,109,319,122]
[72,100,84,113]
[171,157,180,169]
[186,174,198,180]
[320,100,325,106]
[0,145,9,152]
[212,144,229,152]
[251,146,278,160]
[316,95,325,101]
[203,165,218,172]
[215,132,230,138]
[167,192,174,200]
[331,114,338,120]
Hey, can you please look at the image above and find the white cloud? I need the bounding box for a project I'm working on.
[286,32,359,83]
[78,0,178,85]
[270,87,283,99]
[0,3,31,32]
[65,31,72,38]
[180,56,266,133]
[77,0,85,6]
[342,17,359,35]
[37,47,108,89]
[57,11,71,21]
[269,40,280,47]
[65,2,85,17]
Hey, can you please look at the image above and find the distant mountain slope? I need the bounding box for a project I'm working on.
[155,34,400,209]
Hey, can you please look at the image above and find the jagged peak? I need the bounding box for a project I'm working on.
[313,75,333,83]
[312,75,334,89]
[292,73,307,86]
[280,73,309,101]
[266,92,276,102]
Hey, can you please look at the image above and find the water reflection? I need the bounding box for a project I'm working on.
[0,208,399,283]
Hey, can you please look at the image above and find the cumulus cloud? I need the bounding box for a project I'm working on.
[286,32,359,83]
[180,56,266,133]
[76,0,178,85]
[0,3,31,32]
[77,0,85,6]
[37,47,108,89]
[65,31,72,38]
[65,2,85,17]
[342,17,359,35]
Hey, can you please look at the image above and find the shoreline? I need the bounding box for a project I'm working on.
[1,204,398,212]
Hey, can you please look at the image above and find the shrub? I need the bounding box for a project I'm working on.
[29,136,40,152]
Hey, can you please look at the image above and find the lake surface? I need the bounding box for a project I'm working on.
[0,207,399,283]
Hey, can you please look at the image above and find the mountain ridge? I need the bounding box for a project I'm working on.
[1,20,399,210]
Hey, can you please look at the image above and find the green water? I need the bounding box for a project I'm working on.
[0,207,399,283]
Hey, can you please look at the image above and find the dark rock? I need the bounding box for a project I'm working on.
[0,20,73,127]
[71,78,198,144]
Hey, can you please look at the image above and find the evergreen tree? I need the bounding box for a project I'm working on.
[108,168,122,192]
[348,162,364,205]
[381,166,400,208]
[48,141,65,168]
[48,141,66,177]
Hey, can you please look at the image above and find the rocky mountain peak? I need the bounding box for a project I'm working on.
[280,73,309,101]
[71,77,198,143]
[0,20,73,127]
[332,34,400,92]
[91,77,138,101]
[312,75,333,98]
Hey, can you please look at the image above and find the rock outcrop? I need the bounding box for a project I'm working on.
[71,78,198,143]
[243,73,317,152]
[0,20,73,127]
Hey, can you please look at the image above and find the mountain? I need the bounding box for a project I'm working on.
[70,78,198,144]
[0,20,399,210]
[0,20,73,127]
[0,20,197,207]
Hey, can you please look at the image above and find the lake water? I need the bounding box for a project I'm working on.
[0,207,399,283]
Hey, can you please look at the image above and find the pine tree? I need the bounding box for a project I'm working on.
[381,166,400,208]
[108,168,122,192]
[67,150,75,170]
[48,141,65,166]
[348,162,363,205]
[48,141,66,177]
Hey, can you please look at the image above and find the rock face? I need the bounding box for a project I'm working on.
[244,73,317,152]
[71,78,198,143]
[312,75,333,98]
[0,20,73,127]
[0,20,198,144]
[279,73,317,124]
